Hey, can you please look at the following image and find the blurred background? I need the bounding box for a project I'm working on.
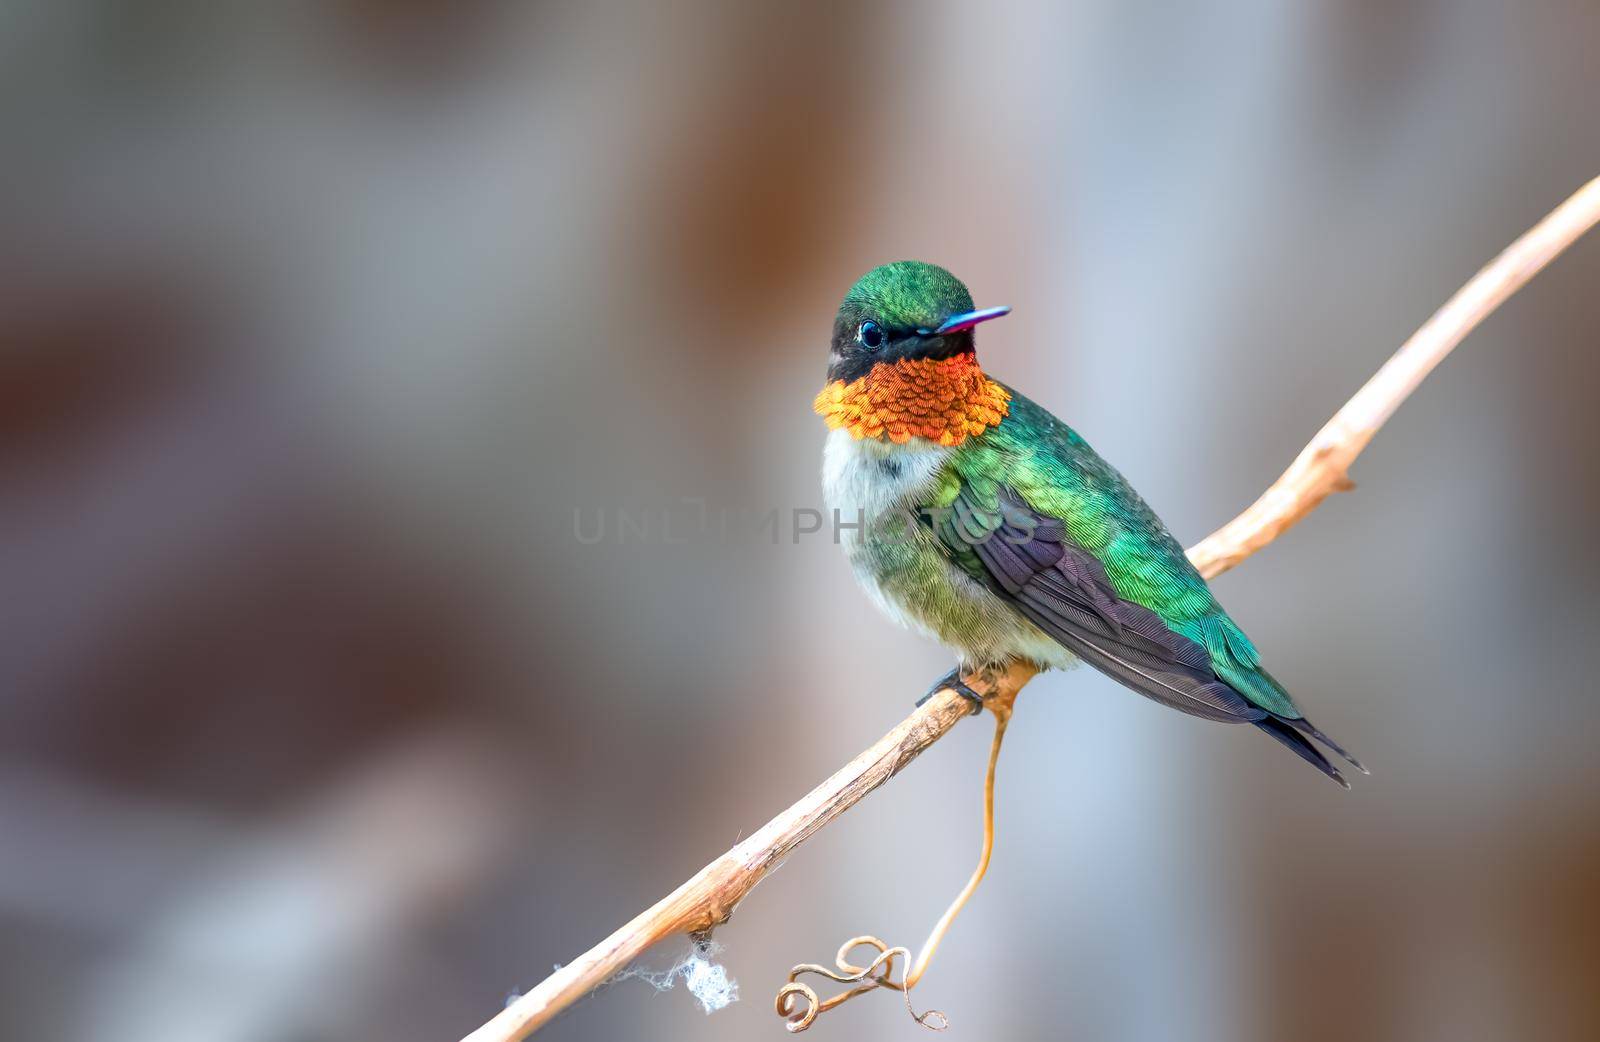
[4,2,1599,1040]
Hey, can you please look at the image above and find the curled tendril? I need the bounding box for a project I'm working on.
[773,936,948,1033]
[774,679,1019,1033]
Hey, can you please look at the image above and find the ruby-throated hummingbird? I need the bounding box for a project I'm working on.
[816,261,1363,786]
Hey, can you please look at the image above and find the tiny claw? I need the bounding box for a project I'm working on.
[919,668,986,715]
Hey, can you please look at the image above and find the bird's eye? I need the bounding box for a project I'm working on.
[857,321,885,350]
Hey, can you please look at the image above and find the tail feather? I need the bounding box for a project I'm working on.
[1253,716,1350,789]
[1282,716,1368,774]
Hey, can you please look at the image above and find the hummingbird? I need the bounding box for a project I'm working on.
[815,261,1363,786]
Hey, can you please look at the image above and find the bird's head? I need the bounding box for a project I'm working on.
[815,261,1012,446]
[825,261,1010,384]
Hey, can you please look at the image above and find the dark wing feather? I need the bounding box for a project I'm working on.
[939,487,1266,725]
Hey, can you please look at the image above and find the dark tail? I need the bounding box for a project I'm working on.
[1253,714,1366,789]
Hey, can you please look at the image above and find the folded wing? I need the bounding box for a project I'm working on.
[934,486,1266,724]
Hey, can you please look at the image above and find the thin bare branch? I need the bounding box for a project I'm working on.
[461,175,1600,1042]
[1187,174,1600,578]
[461,662,1034,1042]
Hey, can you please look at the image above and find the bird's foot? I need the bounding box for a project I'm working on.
[915,667,986,716]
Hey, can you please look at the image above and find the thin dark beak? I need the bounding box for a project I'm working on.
[924,305,1012,337]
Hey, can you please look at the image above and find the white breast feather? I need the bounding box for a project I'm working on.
[820,429,1076,671]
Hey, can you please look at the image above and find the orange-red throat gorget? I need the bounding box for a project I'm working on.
[813,352,1011,446]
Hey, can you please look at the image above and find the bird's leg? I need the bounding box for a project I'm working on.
[915,666,986,716]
